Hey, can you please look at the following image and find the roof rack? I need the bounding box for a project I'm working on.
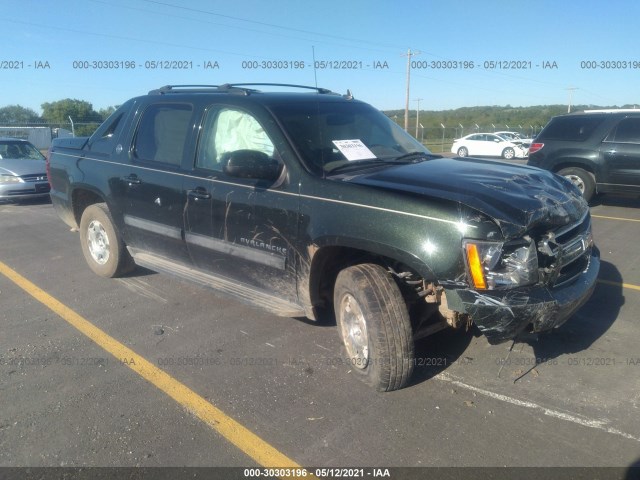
[149,85,220,95]
[148,83,337,96]
[581,108,640,113]
[221,83,335,95]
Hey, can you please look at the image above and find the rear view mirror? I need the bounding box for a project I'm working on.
[222,149,282,181]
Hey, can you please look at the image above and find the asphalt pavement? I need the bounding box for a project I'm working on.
[1,187,639,478]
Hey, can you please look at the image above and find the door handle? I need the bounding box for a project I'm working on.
[121,174,141,185]
[188,188,211,200]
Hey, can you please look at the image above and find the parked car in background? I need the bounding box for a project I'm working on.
[527,109,640,202]
[0,138,50,202]
[495,131,533,147]
[451,133,528,159]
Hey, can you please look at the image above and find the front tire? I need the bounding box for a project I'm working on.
[502,147,515,159]
[557,167,595,202]
[457,147,468,157]
[79,203,134,278]
[333,264,414,391]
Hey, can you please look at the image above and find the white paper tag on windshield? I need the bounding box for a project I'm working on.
[332,139,377,161]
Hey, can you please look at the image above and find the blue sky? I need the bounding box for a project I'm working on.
[3,0,640,115]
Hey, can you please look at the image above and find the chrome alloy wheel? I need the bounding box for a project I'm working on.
[339,293,369,369]
[86,220,111,265]
[563,174,586,193]
[503,148,515,159]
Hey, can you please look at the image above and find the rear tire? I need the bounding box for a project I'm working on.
[333,264,414,391]
[557,167,595,202]
[79,203,134,278]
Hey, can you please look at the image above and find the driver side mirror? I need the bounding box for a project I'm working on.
[222,149,282,182]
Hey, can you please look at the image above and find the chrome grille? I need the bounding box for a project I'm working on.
[537,211,593,287]
[20,173,48,182]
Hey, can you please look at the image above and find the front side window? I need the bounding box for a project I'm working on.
[133,103,193,165]
[196,107,276,171]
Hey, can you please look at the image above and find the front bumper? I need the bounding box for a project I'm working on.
[514,147,528,158]
[0,182,51,201]
[444,247,600,344]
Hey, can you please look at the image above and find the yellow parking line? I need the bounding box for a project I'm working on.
[597,279,640,291]
[0,260,303,470]
[591,214,640,223]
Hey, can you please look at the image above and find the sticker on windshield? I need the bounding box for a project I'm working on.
[332,139,377,161]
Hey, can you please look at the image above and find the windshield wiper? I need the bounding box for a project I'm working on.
[325,159,387,174]
[325,152,441,175]
[392,151,442,162]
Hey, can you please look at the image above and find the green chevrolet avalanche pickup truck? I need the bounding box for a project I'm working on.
[47,84,599,391]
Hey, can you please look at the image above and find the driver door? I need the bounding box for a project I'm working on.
[183,105,299,302]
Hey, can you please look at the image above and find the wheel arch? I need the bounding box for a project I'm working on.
[551,161,597,193]
[551,160,596,177]
[71,186,108,228]
[304,238,437,314]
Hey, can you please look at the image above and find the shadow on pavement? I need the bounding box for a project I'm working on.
[524,260,623,362]
[409,260,624,386]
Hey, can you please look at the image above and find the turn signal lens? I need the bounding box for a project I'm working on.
[465,243,487,289]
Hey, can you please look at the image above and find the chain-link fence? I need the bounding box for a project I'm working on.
[0,122,102,149]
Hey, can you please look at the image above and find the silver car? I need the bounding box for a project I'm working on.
[0,138,50,202]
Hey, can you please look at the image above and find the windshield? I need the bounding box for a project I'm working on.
[0,141,45,160]
[270,101,432,174]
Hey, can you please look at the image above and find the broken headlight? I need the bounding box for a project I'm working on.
[463,237,538,290]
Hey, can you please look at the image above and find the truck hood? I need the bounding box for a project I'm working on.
[0,158,47,177]
[345,157,588,239]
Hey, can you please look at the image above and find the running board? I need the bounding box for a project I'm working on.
[128,249,306,318]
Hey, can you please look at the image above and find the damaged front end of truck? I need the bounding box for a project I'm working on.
[351,158,600,345]
[442,169,600,344]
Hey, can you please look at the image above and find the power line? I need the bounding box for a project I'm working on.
[136,0,405,52]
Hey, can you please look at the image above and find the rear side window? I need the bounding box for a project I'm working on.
[605,117,640,144]
[538,116,605,142]
[133,103,193,165]
[87,99,136,155]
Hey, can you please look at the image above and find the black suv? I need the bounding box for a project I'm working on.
[527,109,640,202]
[48,84,599,391]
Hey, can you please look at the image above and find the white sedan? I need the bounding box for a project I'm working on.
[451,133,528,159]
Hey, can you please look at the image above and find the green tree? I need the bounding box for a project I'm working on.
[98,105,120,121]
[41,99,102,136]
[0,105,41,124]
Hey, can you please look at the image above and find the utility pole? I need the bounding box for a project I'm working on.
[567,86,578,113]
[401,48,421,131]
[415,98,423,138]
